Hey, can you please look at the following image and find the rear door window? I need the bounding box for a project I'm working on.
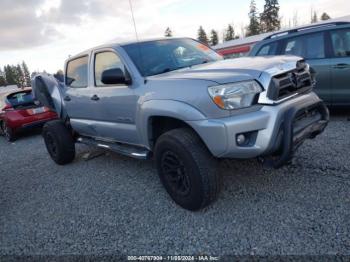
[282,32,325,59]
[257,42,279,56]
[330,28,350,57]
[66,56,89,88]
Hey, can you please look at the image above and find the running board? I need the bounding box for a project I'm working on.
[77,137,151,160]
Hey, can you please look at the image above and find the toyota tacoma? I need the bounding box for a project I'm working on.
[32,38,329,211]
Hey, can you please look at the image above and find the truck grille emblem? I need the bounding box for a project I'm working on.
[288,72,299,89]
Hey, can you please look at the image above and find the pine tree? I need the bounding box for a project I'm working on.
[22,61,31,87]
[0,68,6,87]
[165,27,173,37]
[209,30,219,46]
[246,0,261,37]
[311,11,318,23]
[54,70,64,82]
[4,65,16,86]
[197,26,209,44]
[224,24,235,41]
[321,12,331,21]
[260,0,281,33]
[16,64,26,88]
[11,65,23,88]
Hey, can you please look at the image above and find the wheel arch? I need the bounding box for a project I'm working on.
[137,100,208,150]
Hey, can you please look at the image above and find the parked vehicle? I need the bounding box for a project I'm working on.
[32,38,329,210]
[250,21,350,106]
[0,89,57,142]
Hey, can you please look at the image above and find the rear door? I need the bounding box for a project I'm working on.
[280,32,332,103]
[328,27,350,105]
[64,55,101,137]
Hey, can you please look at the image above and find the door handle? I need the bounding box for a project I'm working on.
[91,94,100,101]
[64,95,71,102]
[332,63,349,69]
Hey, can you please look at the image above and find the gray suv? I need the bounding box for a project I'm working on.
[250,21,350,106]
[32,38,329,210]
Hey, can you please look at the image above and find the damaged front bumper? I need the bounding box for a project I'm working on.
[187,92,329,168]
[261,101,329,168]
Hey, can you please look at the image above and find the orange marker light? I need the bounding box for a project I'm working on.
[213,96,225,109]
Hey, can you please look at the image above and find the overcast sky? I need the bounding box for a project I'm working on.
[0,0,349,73]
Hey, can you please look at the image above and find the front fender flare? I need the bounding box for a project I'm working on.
[137,100,207,149]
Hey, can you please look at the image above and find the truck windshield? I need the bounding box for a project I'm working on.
[122,38,222,77]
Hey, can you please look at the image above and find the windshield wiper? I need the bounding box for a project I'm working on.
[156,66,190,75]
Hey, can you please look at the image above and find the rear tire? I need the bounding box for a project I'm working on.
[42,120,75,165]
[1,121,16,142]
[155,128,221,211]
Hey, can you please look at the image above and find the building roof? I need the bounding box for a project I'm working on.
[214,32,272,50]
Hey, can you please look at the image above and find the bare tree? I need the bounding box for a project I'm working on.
[293,11,299,27]
[310,7,318,23]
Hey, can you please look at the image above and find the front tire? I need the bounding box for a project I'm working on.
[155,128,221,211]
[42,120,75,165]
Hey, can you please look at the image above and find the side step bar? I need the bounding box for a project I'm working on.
[77,137,151,160]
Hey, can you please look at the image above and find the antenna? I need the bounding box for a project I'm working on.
[128,0,147,83]
[128,0,140,42]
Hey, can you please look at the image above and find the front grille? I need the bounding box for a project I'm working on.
[267,62,313,101]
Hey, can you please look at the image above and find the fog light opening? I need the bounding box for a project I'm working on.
[236,134,246,146]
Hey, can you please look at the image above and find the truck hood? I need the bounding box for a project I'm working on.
[147,55,302,84]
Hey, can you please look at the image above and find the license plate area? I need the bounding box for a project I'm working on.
[28,107,46,115]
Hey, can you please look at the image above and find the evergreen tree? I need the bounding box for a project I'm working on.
[15,64,25,88]
[209,30,219,46]
[0,76,6,87]
[260,0,281,33]
[321,12,331,21]
[311,11,318,23]
[0,68,6,86]
[197,26,209,44]
[246,0,261,37]
[4,65,16,86]
[165,27,173,37]
[54,70,64,82]
[22,61,31,87]
[224,24,235,41]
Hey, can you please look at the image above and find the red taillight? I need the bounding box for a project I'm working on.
[2,104,12,111]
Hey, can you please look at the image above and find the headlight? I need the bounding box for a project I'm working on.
[208,80,263,110]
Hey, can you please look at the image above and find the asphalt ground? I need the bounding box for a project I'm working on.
[0,110,349,257]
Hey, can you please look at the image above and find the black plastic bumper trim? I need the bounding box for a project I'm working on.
[265,101,329,168]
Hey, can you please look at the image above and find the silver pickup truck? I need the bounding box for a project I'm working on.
[32,37,329,211]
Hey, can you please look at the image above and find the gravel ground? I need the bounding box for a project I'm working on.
[0,115,349,257]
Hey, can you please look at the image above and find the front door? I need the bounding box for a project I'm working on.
[88,49,139,145]
[328,27,350,105]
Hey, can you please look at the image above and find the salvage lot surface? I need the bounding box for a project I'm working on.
[0,114,350,256]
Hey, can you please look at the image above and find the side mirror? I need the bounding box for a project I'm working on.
[101,68,130,85]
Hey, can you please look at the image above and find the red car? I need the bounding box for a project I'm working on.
[0,89,57,142]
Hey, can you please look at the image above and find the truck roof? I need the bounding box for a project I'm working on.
[66,37,192,62]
